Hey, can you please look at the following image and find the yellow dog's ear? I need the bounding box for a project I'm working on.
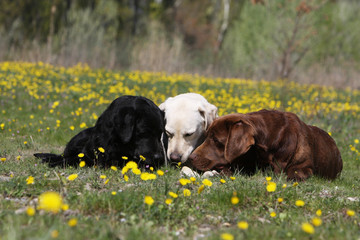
[199,103,218,130]
[224,120,255,163]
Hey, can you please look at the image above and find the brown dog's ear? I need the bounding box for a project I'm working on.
[224,121,255,162]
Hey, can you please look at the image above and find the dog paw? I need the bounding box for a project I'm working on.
[180,166,200,178]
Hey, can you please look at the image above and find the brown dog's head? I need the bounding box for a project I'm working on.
[187,114,256,174]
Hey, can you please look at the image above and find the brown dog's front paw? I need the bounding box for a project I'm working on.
[286,168,313,181]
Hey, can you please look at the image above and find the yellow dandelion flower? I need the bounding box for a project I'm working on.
[111,166,117,171]
[125,161,138,169]
[347,210,355,217]
[198,185,205,194]
[100,175,107,179]
[316,209,322,216]
[301,222,315,234]
[24,141,28,145]
[111,191,117,195]
[220,179,226,184]
[157,170,164,176]
[282,184,287,188]
[68,218,77,227]
[179,178,191,186]
[1,157,6,162]
[270,212,276,217]
[132,168,141,175]
[355,139,359,144]
[38,191,63,213]
[293,182,299,187]
[51,230,59,238]
[183,189,191,197]
[312,217,322,227]
[70,126,75,131]
[202,179,213,187]
[52,101,60,109]
[220,233,234,240]
[266,182,277,192]
[150,167,154,171]
[266,176,272,181]
[165,198,173,205]
[230,176,236,180]
[278,198,283,203]
[104,179,109,185]
[295,200,305,207]
[231,196,239,205]
[144,196,154,206]
[122,166,129,175]
[168,192,178,198]
[61,204,69,211]
[78,153,84,158]
[140,172,157,180]
[67,174,78,181]
[16,155,21,160]
[26,207,36,216]
[122,156,128,160]
[79,161,85,167]
[98,147,105,153]
[80,122,87,128]
[237,221,248,230]
[190,177,196,182]
[124,175,129,182]
[139,155,146,161]
[26,176,34,185]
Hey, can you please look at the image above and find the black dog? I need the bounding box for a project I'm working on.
[34,96,168,168]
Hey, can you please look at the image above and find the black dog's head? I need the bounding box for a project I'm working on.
[94,96,167,168]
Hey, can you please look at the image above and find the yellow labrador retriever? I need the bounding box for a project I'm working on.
[159,93,218,165]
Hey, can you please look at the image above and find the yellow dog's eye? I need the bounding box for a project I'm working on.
[166,131,173,138]
[184,132,194,137]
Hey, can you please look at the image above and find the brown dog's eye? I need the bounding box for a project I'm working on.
[213,137,224,148]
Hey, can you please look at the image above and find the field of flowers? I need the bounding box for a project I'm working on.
[0,62,360,239]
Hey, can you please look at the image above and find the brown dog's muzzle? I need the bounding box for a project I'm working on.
[187,153,230,173]
[187,153,211,172]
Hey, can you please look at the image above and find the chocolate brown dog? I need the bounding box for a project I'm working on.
[187,110,343,181]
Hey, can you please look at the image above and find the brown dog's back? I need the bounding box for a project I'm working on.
[308,125,343,179]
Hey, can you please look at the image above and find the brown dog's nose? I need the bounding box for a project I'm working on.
[187,153,196,162]
[185,153,198,169]
[170,153,182,162]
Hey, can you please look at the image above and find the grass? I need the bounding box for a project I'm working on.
[0,61,360,239]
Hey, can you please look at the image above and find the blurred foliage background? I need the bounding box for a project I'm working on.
[0,0,359,88]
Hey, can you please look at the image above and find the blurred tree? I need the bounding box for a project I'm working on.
[275,0,328,79]
[160,0,245,52]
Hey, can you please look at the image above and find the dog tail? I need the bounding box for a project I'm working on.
[34,153,65,167]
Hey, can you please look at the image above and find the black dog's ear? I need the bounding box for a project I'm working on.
[114,109,135,144]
